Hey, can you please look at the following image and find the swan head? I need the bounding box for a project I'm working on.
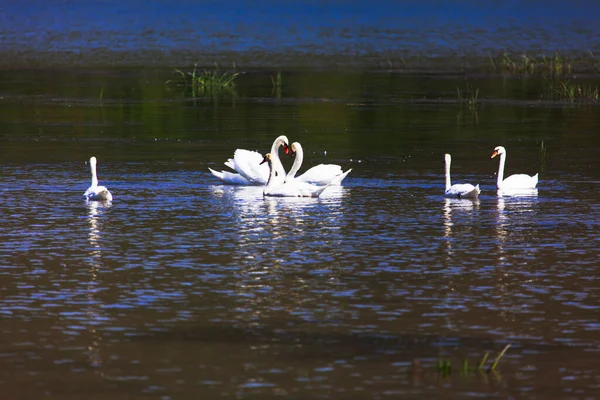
[491,146,506,159]
[274,135,291,154]
[260,153,272,165]
[444,153,451,164]
[289,142,302,158]
[89,156,97,166]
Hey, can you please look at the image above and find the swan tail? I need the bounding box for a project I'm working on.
[209,167,225,180]
[465,184,481,199]
[224,159,236,170]
[209,168,251,185]
[313,183,331,198]
[329,168,352,186]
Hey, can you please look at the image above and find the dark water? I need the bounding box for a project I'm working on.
[1,67,599,399]
[2,2,600,399]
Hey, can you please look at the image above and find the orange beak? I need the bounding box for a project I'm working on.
[491,150,498,159]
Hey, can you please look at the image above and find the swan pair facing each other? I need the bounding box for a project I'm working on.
[209,135,352,186]
[260,152,331,198]
[209,135,352,197]
[83,156,112,201]
[444,145,538,199]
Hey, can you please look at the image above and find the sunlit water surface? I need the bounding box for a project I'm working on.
[1,138,599,398]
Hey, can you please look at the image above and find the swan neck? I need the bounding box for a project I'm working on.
[266,154,284,188]
[90,162,99,187]
[270,138,282,155]
[497,152,506,187]
[444,159,451,191]
[287,147,303,179]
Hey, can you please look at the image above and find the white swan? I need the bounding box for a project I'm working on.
[209,135,289,185]
[444,153,480,199]
[261,153,330,198]
[285,142,352,185]
[491,146,538,189]
[83,156,113,201]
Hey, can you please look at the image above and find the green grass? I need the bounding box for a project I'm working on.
[167,62,239,97]
[493,51,572,76]
[457,82,480,111]
[436,344,511,377]
[548,79,599,103]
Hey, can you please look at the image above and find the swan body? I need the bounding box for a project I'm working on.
[491,146,538,189]
[83,156,113,201]
[262,153,329,198]
[444,153,480,199]
[285,142,352,185]
[209,136,289,185]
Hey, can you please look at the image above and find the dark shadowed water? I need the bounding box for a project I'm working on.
[1,2,600,399]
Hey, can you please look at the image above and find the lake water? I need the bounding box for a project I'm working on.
[1,2,600,399]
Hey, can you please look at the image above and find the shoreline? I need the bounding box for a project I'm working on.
[1,49,600,76]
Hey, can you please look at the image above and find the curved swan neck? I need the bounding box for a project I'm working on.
[444,154,451,191]
[497,151,506,187]
[287,142,303,179]
[269,136,288,184]
[270,135,288,155]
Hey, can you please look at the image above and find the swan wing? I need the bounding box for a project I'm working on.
[294,164,346,185]
[231,149,270,185]
[209,168,251,185]
[500,174,538,189]
[84,185,113,201]
[445,183,480,199]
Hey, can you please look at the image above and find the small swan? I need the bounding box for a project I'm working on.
[209,135,289,185]
[83,156,113,201]
[444,153,480,199]
[285,142,352,185]
[261,153,329,198]
[491,146,538,189]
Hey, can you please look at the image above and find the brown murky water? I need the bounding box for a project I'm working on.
[1,67,599,399]
[1,1,600,398]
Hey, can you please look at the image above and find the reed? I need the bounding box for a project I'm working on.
[494,51,572,76]
[541,53,572,76]
[539,140,547,171]
[167,62,239,97]
[499,51,517,74]
[521,54,536,74]
[589,51,599,72]
[271,70,282,98]
[549,79,599,103]
[436,344,511,377]
[457,82,480,111]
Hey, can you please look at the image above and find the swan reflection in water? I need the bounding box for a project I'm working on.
[439,197,481,334]
[442,197,480,266]
[209,184,347,324]
[442,197,480,244]
[494,188,539,324]
[495,187,539,249]
[210,183,346,268]
[86,199,112,376]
